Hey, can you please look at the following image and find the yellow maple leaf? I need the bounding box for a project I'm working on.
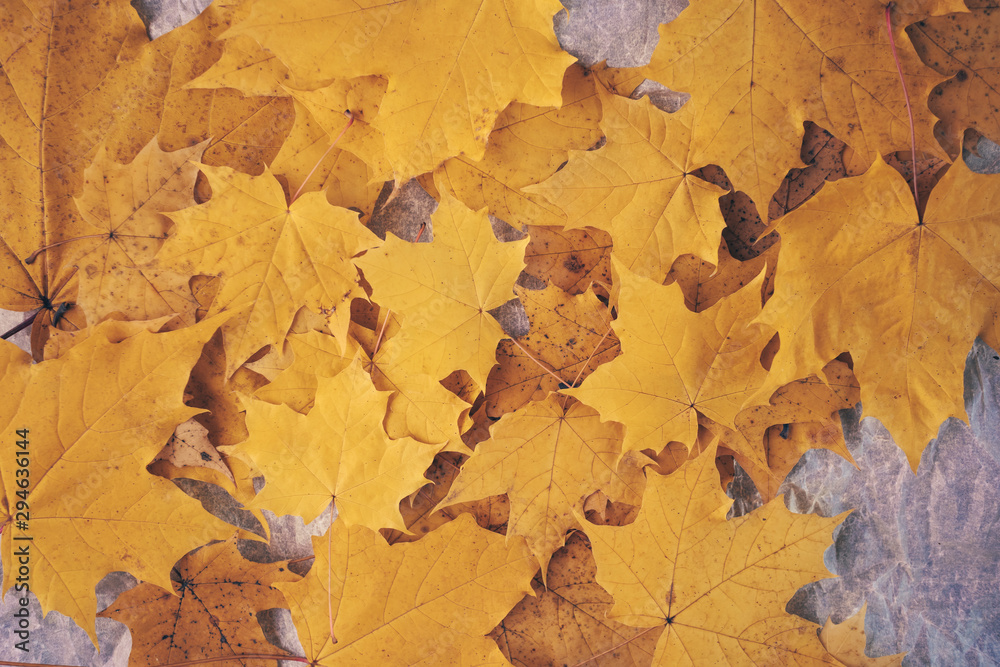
[584,441,845,664]
[568,258,772,463]
[735,360,860,501]
[522,224,613,294]
[277,513,537,665]
[438,394,646,573]
[98,536,296,666]
[0,316,234,643]
[607,0,961,219]
[355,186,527,390]
[429,64,603,229]
[226,356,440,532]
[908,9,1000,153]
[155,164,380,377]
[819,603,907,666]
[527,84,728,282]
[69,138,206,324]
[755,157,1000,469]
[485,284,619,417]
[224,0,574,179]
[491,531,661,666]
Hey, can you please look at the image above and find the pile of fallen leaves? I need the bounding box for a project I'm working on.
[1,0,997,663]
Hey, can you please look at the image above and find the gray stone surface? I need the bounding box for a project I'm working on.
[553,0,687,68]
[131,0,212,39]
[781,338,1000,665]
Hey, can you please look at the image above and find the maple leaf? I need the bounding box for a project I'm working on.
[735,359,860,501]
[437,394,647,573]
[666,236,778,314]
[355,186,528,390]
[98,536,295,666]
[491,531,662,666]
[908,8,1000,152]
[253,328,472,452]
[225,0,575,179]
[522,224,613,294]
[155,164,381,377]
[277,514,537,665]
[583,442,845,664]
[0,0,173,317]
[819,603,906,666]
[69,138,206,324]
[567,258,772,463]
[225,356,440,532]
[429,64,602,229]
[755,157,1000,469]
[526,84,728,282]
[0,315,234,642]
[606,0,960,219]
[485,284,619,417]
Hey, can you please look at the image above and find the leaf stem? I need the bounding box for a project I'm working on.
[373,308,391,357]
[291,110,355,204]
[0,310,39,340]
[885,1,920,213]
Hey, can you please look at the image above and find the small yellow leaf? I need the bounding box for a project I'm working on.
[355,186,527,390]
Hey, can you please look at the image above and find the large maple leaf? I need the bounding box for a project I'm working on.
[277,514,538,665]
[755,157,1000,469]
[155,164,380,377]
[437,394,646,573]
[568,258,772,463]
[355,186,527,390]
[225,0,575,179]
[227,356,440,532]
[0,316,234,642]
[98,536,295,666]
[583,442,845,664]
[607,0,961,219]
[0,0,170,312]
[527,84,727,283]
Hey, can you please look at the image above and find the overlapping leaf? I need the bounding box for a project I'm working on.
[430,64,602,229]
[490,532,661,666]
[583,442,845,664]
[527,84,727,282]
[355,187,527,389]
[98,537,295,666]
[438,394,645,572]
[155,164,380,377]
[226,356,439,531]
[226,0,574,179]
[607,0,960,219]
[485,284,618,417]
[755,157,1000,469]
[277,514,537,665]
[568,258,772,463]
[0,316,234,642]
[70,139,205,324]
